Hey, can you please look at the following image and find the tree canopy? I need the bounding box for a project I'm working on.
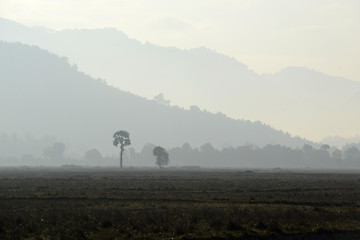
[113,130,131,168]
[153,146,169,168]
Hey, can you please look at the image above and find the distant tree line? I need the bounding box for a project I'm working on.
[127,142,360,169]
[1,130,360,168]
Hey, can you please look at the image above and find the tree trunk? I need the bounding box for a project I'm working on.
[120,145,124,168]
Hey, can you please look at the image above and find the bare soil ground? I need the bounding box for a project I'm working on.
[0,167,359,239]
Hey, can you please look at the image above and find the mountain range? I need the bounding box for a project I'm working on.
[0,41,312,158]
[1,17,359,150]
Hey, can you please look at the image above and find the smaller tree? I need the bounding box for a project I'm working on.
[153,146,169,168]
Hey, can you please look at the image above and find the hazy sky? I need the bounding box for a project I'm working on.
[1,0,360,82]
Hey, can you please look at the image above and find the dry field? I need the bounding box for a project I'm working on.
[0,167,359,239]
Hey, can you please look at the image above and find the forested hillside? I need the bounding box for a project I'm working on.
[0,41,310,160]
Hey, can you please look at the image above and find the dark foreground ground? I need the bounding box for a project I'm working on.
[0,167,359,240]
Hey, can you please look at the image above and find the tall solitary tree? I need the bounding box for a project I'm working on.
[153,146,169,168]
[113,130,131,168]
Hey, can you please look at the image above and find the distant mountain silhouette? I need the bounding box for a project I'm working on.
[321,135,360,149]
[0,41,311,157]
[0,17,260,108]
[1,17,360,144]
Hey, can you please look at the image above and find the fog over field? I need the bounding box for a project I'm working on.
[1,1,360,168]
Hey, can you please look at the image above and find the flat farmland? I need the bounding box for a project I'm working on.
[0,168,360,240]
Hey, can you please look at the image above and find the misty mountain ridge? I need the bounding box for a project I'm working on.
[0,41,312,159]
[321,135,360,149]
[1,17,360,145]
[0,17,272,109]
